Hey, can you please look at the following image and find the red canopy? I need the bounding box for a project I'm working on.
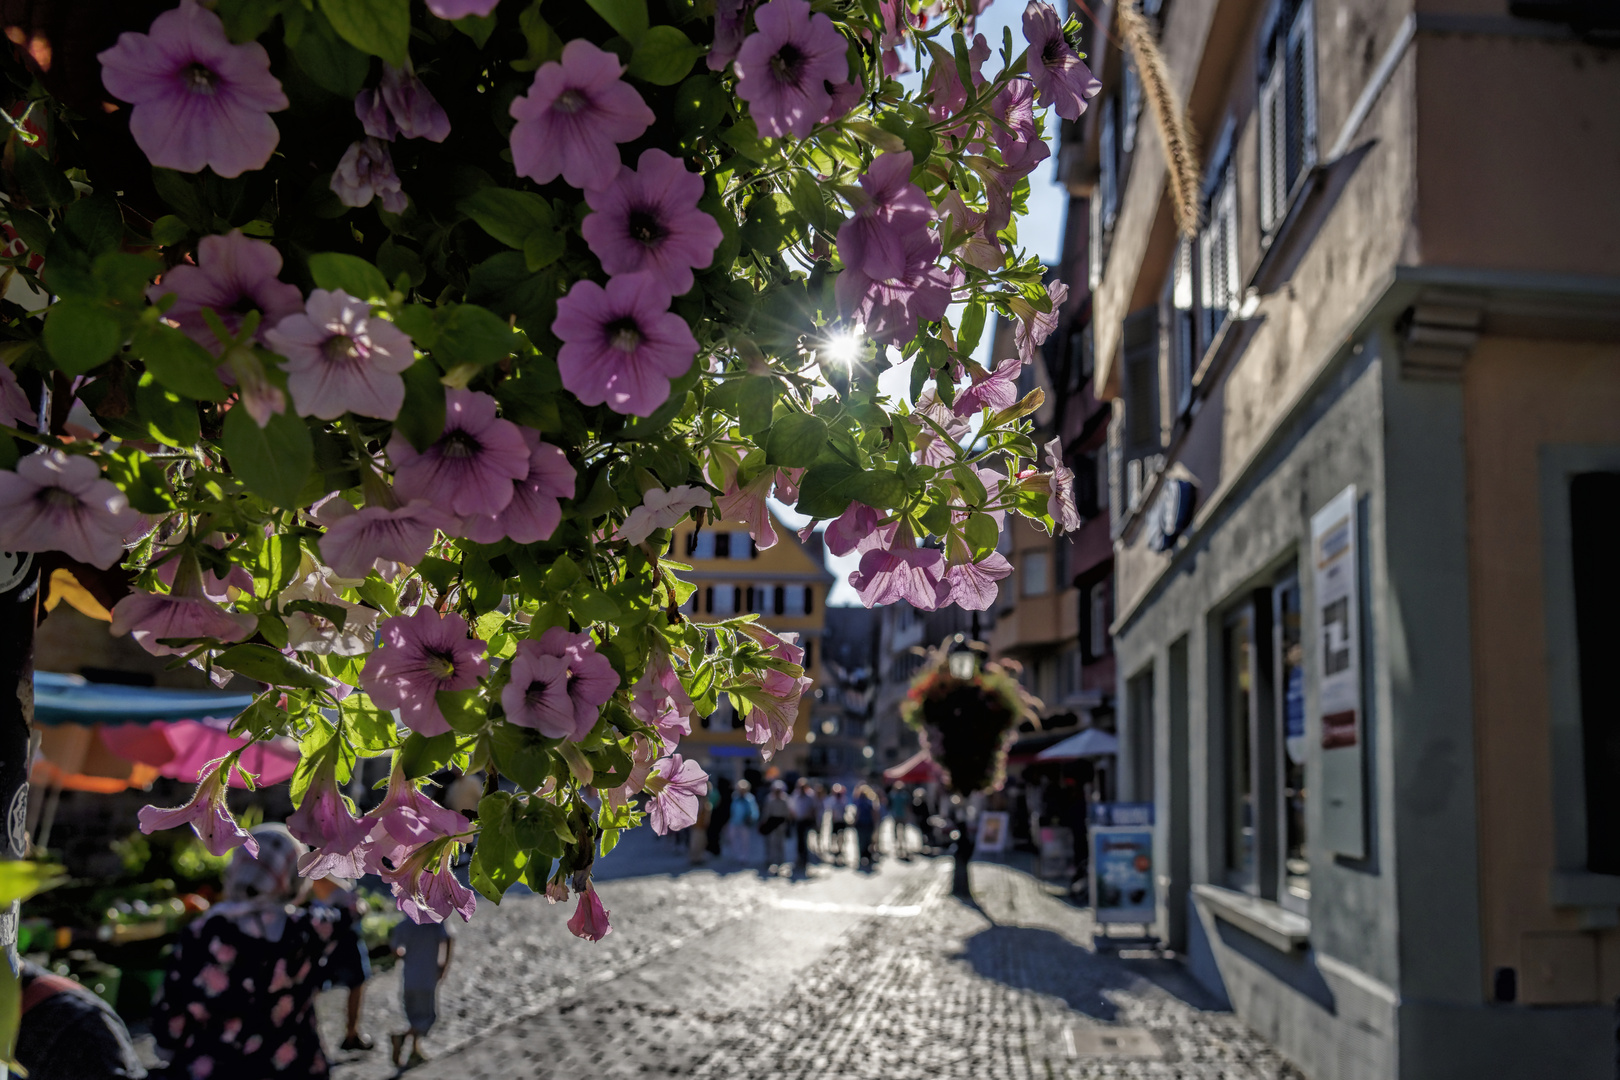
[883,750,941,785]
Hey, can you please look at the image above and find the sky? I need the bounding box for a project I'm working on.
[812,1,1071,606]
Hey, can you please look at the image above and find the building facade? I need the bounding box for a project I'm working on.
[1074,0,1620,1075]
[669,513,832,779]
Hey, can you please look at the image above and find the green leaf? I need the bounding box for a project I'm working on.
[436,689,490,736]
[584,0,648,43]
[959,300,987,354]
[94,252,160,305]
[134,324,228,401]
[290,6,372,98]
[256,533,302,595]
[741,192,800,255]
[151,169,211,234]
[788,171,831,234]
[847,467,906,509]
[570,587,621,624]
[104,450,175,514]
[215,644,331,689]
[342,693,401,754]
[461,553,504,615]
[489,722,559,791]
[7,208,52,255]
[513,2,564,71]
[0,862,66,906]
[794,462,861,519]
[307,252,391,302]
[44,300,125,376]
[433,304,515,369]
[965,512,1000,559]
[710,375,775,436]
[457,188,554,249]
[399,731,461,779]
[11,144,73,208]
[470,793,527,902]
[673,73,727,135]
[316,0,409,66]
[524,229,565,272]
[220,407,314,508]
[627,25,704,85]
[396,360,447,451]
[765,412,828,467]
[454,11,498,46]
[135,376,200,447]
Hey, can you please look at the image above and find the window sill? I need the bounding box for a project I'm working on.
[1193,883,1310,952]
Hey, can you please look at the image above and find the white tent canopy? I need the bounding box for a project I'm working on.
[1035,727,1120,761]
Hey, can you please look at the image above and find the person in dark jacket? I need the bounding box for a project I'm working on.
[13,960,146,1079]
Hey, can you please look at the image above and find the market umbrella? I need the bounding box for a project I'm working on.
[882,749,942,784]
[1035,727,1120,761]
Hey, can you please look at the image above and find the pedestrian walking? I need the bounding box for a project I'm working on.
[853,784,880,869]
[705,775,732,857]
[889,782,912,859]
[151,825,354,1078]
[310,875,374,1053]
[760,780,791,871]
[791,778,820,874]
[388,917,455,1069]
[727,779,758,860]
[824,783,850,866]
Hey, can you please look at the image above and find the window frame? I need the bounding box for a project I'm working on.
[1258,0,1318,237]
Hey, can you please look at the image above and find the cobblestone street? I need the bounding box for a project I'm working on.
[320,830,1303,1080]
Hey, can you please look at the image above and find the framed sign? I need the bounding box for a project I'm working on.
[1312,486,1365,858]
[1090,824,1155,924]
[975,811,1010,853]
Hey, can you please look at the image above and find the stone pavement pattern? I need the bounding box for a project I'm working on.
[325,834,1305,1080]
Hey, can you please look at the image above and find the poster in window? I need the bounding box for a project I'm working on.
[1312,487,1360,749]
[975,811,1010,854]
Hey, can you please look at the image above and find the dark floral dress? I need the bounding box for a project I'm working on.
[152,903,353,1079]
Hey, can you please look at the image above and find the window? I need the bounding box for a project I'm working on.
[731,530,754,559]
[1198,163,1239,347]
[1258,0,1317,235]
[1571,473,1620,874]
[1274,577,1309,908]
[1098,94,1119,234]
[1122,305,1161,454]
[688,531,716,559]
[1127,668,1156,803]
[1022,549,1050,596]
[1223,606,1258,891]
[1167,239,1196,413]
[714,531,731,558]
[709,583,738,614]
[1084,579,1113,660]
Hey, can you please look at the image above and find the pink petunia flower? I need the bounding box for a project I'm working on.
[1016,281,1068,363]
[734,0,850,139]
[363,761,471,870]
[0,362,31,428]
[911,386,972,467]
[221,344,286,427]
[361,608,488,738]
[553,273,699,417]
[848,523,946,609]
[834,226,952,347]
[110,552,258,656]
[155,534,255,602]
[281,567,378,656]
[568,884,612,941]
[991,78,1050,179]
[629,650,695,750]
[821,67,864,124]
[317,487,454,580]
[266,289,415,421]
[354,88,396,140]
[837,151,935,284]
[736,621,805,667]
[824,502,880,557]
[1022,1,1101,122]
[457,428,576,545]
[708,0,756,71]
[379,64,451,142]
[1045,436,1082,532]
[384,844,476,924]
[289,754,372,881]
[147,231,303,354]
[582,149,724,296]
[426,0,501,18]
[389,388,532,518]
[331,138,407,213]
[138,759,259,857]
[645,754,709,835]
[937,189,1005,273]
[615,484,712,546]
[501,627,620,740]
[937,535,1013,611]
[0,449,138,568]
[735,667,811,759]
[953,357,1024,416]
[509,40,655,191]
[923,33,991,128]
[97,1,288,177]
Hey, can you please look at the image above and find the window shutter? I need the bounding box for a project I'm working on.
[1287,0,1318,187]
[803,586,814,615]
[1122,305,1161,452]
[1258,64,1284,233]
[773,585,784,615]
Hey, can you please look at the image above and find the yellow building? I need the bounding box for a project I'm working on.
[666,512,832,779]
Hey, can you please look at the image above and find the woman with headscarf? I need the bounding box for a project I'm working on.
[150,824,358,1079]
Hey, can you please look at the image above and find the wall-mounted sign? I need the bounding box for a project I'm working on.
[1147,479,1197,552]
[1312,485,1365,858]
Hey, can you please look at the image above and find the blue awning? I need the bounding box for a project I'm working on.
[33,672,255,727]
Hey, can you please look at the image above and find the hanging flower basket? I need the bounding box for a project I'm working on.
[900,649,1036,796]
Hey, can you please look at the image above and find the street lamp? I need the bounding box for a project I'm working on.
[946,633,981,681]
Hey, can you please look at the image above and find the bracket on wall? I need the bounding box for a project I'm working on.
[1396,296,1484,381]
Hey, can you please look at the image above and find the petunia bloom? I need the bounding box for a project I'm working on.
[0,450,138,568]
[138,759,259,858]
[97,1,288,177]
[837,151,935,284]
[501,628,620,740]
[991,78,1050,179]
[110,550,258,656]
[0,363,31,428]
[458,428,576,545]
[147,231,303,354]
[923,33,990,128]
[1045,436,1083,532]
[823,502,880,557]
[509,40,655,191]
[553,273,699,417]
[281,568,378,656]
[287,753,372,880]
[645,754,709,835]
[834,226,952,347]
[363,761,472,872]
[734,0,850,139]
[936,533,1013,611]
[331,138,407,214]
[708,0,755,71]
[953,357,1024,416]
[361,608,489,737]
[354,88,396,140]
[937,189,1005,273]
[734,667,811,759]
[266,289,415,421]
[426,0,501,19]
[384,843,476,924]
[1015,280,1069,361]
[568,884,612,941]
[848,522,946,610]
[1023,1,1101,122]
[629,650,695,749]
[318,497,453,579]
[581,149,724,296]
[615,484,712,546]
[389,388,532,518]
[379,65,451,142]
[715,468,780,551]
